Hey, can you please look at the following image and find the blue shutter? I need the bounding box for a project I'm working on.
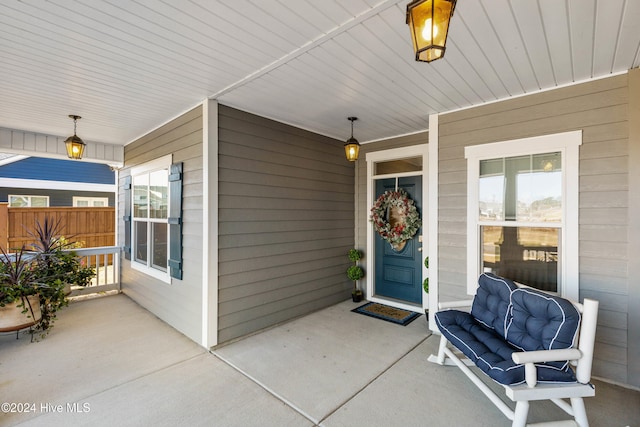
[168,163,183,280]
[123,175,132,260]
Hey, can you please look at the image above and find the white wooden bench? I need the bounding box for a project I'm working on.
[428,273,599,427]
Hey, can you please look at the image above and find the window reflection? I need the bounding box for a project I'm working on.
[149,170,168,219]
[152,223,167,271]
[482,226,559,292]
[375,156,422,175]
[135,221,148,263]
[479,152,561,223]
[133,174,149,218]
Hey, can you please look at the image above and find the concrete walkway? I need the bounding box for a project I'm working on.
[1,294,638,426]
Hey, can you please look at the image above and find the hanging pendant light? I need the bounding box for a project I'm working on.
[406,0,457,63]
[64,115,86,160]
[344,117,360,162]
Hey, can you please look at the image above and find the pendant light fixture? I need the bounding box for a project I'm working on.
[344,117,360,162]
[64,115,86,160]
[406,0,457,63]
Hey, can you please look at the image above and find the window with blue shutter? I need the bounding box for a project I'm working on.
[128,156,182,282]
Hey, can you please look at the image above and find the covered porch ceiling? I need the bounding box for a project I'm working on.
[1,0,639,146]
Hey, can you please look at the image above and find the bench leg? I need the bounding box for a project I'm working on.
[512,401,529,427]
[570,397,588,427]
[436,334,448,364]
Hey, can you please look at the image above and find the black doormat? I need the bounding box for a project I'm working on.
[352,302,421,326]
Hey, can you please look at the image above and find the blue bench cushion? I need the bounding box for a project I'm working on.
[470,273,517,338]
[435,275,581,386]
[506,287,581,372]
[435,309,578,385]
[435,310,525,385]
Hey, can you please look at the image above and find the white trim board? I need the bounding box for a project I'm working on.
[0,177,115,193]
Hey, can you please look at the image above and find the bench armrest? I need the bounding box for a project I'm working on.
[438,300,474,310]
[512,349,583,387]
[512,348,582,365]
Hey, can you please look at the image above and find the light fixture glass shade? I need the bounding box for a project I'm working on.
[344,116,360,162]
[65,134,86,160]
[344,137,360,162]
[406,0,456,62]
[65,115,86,160]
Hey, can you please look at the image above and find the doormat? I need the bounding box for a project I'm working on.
[351,302,421,326]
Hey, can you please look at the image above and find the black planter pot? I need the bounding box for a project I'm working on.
[352,291,363,302]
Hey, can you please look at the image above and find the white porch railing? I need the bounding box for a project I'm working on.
[66,246,120,297]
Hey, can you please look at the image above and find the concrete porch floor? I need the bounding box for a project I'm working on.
[1,294,638,427]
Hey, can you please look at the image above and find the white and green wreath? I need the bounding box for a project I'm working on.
[370,188,421,249]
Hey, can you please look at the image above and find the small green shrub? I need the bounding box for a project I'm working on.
[347,265,364,281]
[348,249,362,262]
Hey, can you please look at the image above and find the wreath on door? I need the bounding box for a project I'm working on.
[370,188,421,250]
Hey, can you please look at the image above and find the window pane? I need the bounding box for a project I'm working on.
[375,156,422,175]
[134,221,148,263]
[149,170,168,219]
[93,200,105,207]
[479,175,504,221]
[9,196,27,207]
[516,153,561,222]
[31,196,48,207]
[481,225,559,292]
[133,174,149,218]
[151,222,167,271]
[76,200,89,207]
[479,152,561,223]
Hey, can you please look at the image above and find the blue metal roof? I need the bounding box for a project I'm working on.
[0,157,115,184]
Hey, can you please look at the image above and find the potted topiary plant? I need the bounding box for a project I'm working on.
[422,256,429,294]
[0,246,43,334]
[27,217,95,334]
[347,249,365,302]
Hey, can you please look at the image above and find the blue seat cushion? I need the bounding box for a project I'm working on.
[506,287,581,371]
[435,308,578,385]
[470,273,518,339]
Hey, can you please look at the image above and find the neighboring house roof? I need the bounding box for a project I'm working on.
[0,156,115,193]
[0,157,114,184]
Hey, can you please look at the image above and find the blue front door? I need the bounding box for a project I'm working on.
[374,176,423,304]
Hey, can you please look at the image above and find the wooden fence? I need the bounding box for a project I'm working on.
[0,204,115,252]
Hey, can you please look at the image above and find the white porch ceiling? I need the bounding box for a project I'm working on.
[1,0,639,146]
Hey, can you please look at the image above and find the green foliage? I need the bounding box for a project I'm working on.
[347,248,365,293]
[347,265,364,281]
[28,217,95,336]
[423,256,429,294]
[0,216,96,338]
[348,249,362,262]
[0,247,41,307]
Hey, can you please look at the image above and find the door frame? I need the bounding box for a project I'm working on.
[365,144,429,312]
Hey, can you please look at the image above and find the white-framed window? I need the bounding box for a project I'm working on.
[8,195,49,207]
[73,197,109,207]
[130,155,172,283]
[465,131,581,300]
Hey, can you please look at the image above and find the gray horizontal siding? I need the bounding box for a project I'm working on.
[439,74,633,386]
[119,105,203,344]
[217,105,354,343]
